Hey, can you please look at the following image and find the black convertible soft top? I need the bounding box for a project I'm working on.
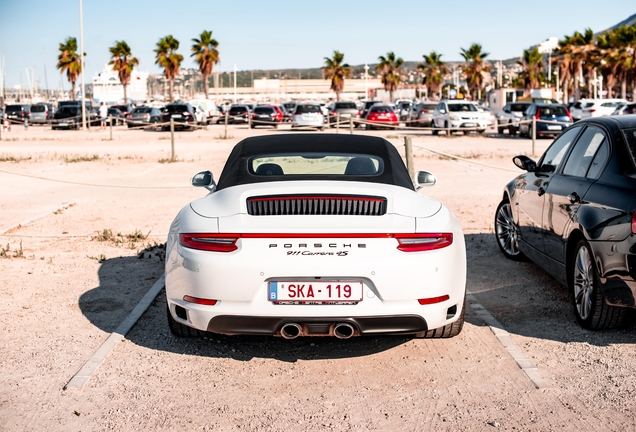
[215,134,414,191]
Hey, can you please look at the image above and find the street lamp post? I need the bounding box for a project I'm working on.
[364,63,369,100]
[233,64,237,104]
[79,0,86,130]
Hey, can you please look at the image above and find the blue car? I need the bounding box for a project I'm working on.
[519,103,573,138]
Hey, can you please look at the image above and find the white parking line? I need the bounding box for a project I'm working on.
[64,274,165,390]
[0,202,74,235]
[466,292,552,389]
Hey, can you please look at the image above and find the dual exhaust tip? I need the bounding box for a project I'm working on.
[280,322,355,339]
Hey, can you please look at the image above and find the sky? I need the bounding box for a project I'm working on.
[0,0,633,89]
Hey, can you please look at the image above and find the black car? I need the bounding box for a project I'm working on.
[518,103,573,138]
[106,107,125,125]
[52,106,82,130]
[5,104,30,124]
[495,115,636,330]
[227,104,250,124]
[360,101,381,119]
[250,106,279,128]
[161,103,196,131]
[112,104,133,117]
[127,106,163,129]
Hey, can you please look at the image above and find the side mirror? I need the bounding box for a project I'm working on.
[512,155,536,172]
[414,170,437,190]
[191,170,216,192]
[439,109,446,114]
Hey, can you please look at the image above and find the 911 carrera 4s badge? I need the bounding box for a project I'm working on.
[268,281,363,304]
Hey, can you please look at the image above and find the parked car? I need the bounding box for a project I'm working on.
[612,102,636,115]
[495,115,636,330]
[106,107,125,125]
[189,99,221,124]
[365,104,399,130]
[291,103,324,129]
[282,101,297,116]
[396,100,413,122]
[327,101,359,125]
[30,103,54,124]
[269,105,285,123]
[496,102,532,135]
[477,106,496,129]
[127,106,162,129]
[5,104,30,124]
[518,103,573,138]
[56,100,96,125]
[409,102,438,128]
[251,106,280,128]
[360,100,381,119]
[570,100,593,121]
[161,103,196,131]
[111,104,133,117]
[51,106,81,130]
[227,105,250,124]
[432,100,488,135]
[580,99,627,119]
[192,106,207,125]
[166,134,466,339]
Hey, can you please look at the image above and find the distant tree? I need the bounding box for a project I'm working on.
[154,35,183,103]
[417,51,448,98]
[109,41,139,104]
[323,51,352,101]
[56,37,82,100]
[517,47,545,90]
[191,30,220,99]
[376,52,403,101]
[460,43,490,100]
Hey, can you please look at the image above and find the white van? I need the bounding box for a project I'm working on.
[189,99,220,124]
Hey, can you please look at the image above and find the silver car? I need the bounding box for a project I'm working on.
[409,102,438,127]
[496,102,531,135]
[30,103,54,124]
[327,101,359,125]
[291,103,324,129]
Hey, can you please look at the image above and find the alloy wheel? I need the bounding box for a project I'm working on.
[573,245,593,320]
[495,202,520,256]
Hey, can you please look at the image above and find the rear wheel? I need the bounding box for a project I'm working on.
[167,305,209,338]
[570,239,627,329]
[495,198,526,261]
[415,297,465,338]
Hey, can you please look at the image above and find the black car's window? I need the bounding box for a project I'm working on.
[538,106,567,116]
[132,108,152,113]
[538,127,582,173]
[510,103,529,112]
[586,138,609,180]
[295,105,321,114]
[622,128,636,169]
[563,126,607,178]
[31,105,46,113]
[6,106,23,113]
[254,107,274,114]
[448,103,477,112]
[250,153,384,176]
[165,105,190,113]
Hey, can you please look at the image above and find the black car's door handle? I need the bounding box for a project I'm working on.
[538,187,545,196]
[567,192,581,204]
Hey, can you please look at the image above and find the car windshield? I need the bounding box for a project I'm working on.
[165,105,189,113]
[31,105,46,113]
[254,107,274,114]
[448,103,478,112]
[132,108,152,113]
[622,129,636,168]
[335,102,356,109]
[422,104,437,110]
[57,107,79,115]
[295,105,321,114]
[370,106,394,113]
[250,153,384,176]
[510,103,529,112]
[229,106,247,113]
[538,106,568,116]
[6,106,23,113]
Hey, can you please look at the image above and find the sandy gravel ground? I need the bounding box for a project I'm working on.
[0,123,634,431]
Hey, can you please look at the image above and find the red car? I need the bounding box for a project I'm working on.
[265,105,285,123]
[365,105,399,130]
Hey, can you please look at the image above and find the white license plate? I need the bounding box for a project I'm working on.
[59,122,68,126]
[269,281,363,304]
[463,123,476,127]
[547,125,562,130]
[172,114,182,118]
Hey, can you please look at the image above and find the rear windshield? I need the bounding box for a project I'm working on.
[295,105,321,114]
[254,107,275,114]
[622,129,636,168]
[132,108,152,114]
[335,102,356,109]
[58,107,79,115]
[164,105,189,113]
[6,106,24,113]
[538,106,568,116]
[510,103,530,112]
[283,103,296,109]
[229,106,248,113]
[250,153,384,176]
[422,104,437,110]
[370,106,394,113]
[448,103,478,112]
[31,105,46,113]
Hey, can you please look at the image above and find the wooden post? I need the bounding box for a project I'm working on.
[446,117,451,137]
[170,118,175,162]
[349,116,353,134]
[224,110,228,139]
[109,115,113,141]
[531,117,536,157]
[404,136,414,181]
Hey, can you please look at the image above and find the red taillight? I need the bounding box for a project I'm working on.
[632,212,636,234]
[418,295,450,305]
[566,108,572,121]
[394,233,453,252]
[588,109,596,113]
[183,295,217,306]
[144,114,150,120]
[252,114,257,119]
[179,233,239,252]
[331,110,337,115]
[535,109,541,119]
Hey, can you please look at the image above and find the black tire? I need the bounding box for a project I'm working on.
[415,297,465,338]
[498,126,504,134]
[570,239,627,330]
[432,126,438,136]
[494,198,526,261]
[167,305,209,338]
[250,124,255,129]
[509,127,517,136]
[444,121,449,135]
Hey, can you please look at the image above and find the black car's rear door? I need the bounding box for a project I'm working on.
[542,125,610,264]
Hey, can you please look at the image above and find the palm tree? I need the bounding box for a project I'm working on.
[322,51,352,101]
[56,37,82,100]
[108,41,139,104]
[154,35,183,103]
[517,47,545,91]
[460,43,490,100]
[417,51,449,99]
[191,30,220,99]
[376,52,403,101]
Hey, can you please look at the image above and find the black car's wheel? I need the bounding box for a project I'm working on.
[495,198,526,261]
[509,127,517,136]
[167,305,209,338]
[432,125,439,136]
[415,297,465,338]
[570,239,627,330]
[498,126,505,134]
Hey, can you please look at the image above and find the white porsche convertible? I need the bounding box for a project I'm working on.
[166,134,466,339]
